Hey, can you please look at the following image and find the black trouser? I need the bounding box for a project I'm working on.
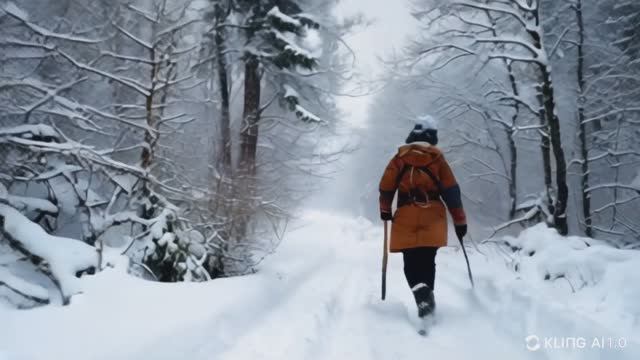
[402,247,438,290]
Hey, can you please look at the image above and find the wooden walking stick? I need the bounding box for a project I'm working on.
[381,220,389,300]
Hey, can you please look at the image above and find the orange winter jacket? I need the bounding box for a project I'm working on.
[379,142,466,251]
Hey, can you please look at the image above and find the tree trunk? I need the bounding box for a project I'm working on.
[507,128,518,219]
[541,68,569,235]
[575,0,592,237]
[506,62,520,219]
[214,4,231,173]
[611,119,623,228]
[487,11,519,219]
[240,55,261,175]
[535,83,554,214]
[141,48,158,171]
[529,8,568,234]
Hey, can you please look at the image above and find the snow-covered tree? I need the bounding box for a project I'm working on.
[0,0,212,304]
[562,0,640,244]
[400,0,570,234]
[192,0,353,275]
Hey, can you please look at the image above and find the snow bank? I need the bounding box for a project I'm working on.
[500,224,640,329]
[471,224,640,358]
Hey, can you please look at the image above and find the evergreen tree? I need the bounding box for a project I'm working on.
[236,0,321,174]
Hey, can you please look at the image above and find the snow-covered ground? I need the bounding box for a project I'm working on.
[1,211,639,360]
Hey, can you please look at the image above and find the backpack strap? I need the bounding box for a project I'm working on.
[417,166,443,194]
[396,163,410,186]
[395,163,442,194]
[394,162,443,210]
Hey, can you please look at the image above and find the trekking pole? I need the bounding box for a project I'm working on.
[381,220,389,300]
[458,234,475,288]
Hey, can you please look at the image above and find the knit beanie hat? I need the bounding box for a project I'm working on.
[405,115,438,145]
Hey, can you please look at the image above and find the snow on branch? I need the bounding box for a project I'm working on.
[294,105,321,122]
[55,50,151,96]
[592,195,640,215]
[452,1,531,30]
[0,266,49,304]
[0,124,59,140]
[418,44,476,57]
[154,19,201,44]
[586,183,640,194]
[270,29,318,67]
[488,53,542,65]
[268,6,302,28]
[3,40,151,98]
[4,195,58,215]
[2,2,105,44]
[489,205,540,238]
[282,84,321,122]
[0,132,148,180]
[126,4,157,23]
[511,0,537,12]
[112,23,153,50]
[583,107,640,124]
[484,89,538,115]
[0,203,97,302]
[0,128,185,195]
[474,36,541,58]
[33,165,84,181]
[569,150,640,166]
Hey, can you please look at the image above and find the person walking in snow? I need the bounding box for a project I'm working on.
[378,116,467,318]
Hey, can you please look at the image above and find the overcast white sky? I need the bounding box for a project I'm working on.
[333,0,417,127]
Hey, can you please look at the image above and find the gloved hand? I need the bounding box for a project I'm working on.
[381,211,393,221]
[455,224,467,241]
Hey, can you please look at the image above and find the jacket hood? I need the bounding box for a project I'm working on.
[396,142,442,167]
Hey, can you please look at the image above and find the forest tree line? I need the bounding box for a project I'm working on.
[0,0,351,306]
[358,0,640,246]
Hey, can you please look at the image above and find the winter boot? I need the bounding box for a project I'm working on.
[411,283,435,318]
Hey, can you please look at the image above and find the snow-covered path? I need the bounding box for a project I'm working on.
[1,211,637,360]
[114,211,526,360]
